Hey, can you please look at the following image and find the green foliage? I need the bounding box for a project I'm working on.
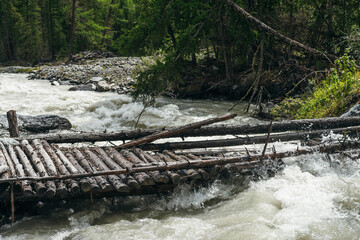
[272,52,360,119]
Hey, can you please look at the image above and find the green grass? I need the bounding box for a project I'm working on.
[272,52,360,119]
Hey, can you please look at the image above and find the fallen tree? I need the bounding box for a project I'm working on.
[20,116,360,143]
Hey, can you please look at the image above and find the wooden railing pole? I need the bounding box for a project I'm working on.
[7,110,19,138]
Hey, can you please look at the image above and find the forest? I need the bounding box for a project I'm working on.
[1,0,360,118]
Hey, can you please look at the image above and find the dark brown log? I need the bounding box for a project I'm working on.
[23,116,360,144]
[7,110,19,137]
[163,151,201,180]
[104,148,140,189]
[132,149,169,184]
[140,151,181,185]
[7,145,34,197]
[73,149,112,191]
[41,141,80,196]
[120,150,155,186]
[217,0,336,61]
[140,125,360,151]
[117,113,237,149]
[63,150,99,192]
[93,147,133,190]
[0,143,15,177]
[83,148,129,193]
[14,146,46,196]
[20,140,56,198]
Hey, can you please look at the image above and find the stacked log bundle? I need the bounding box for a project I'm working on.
[0,113,359,226]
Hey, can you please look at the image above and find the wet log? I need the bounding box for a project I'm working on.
[22,116,360,144]
[163,151,201,181]
[30,139,68,198]
[104,148,140,189]
[132,149,169,184]
[7,110,19,137]
[137,150,181,185]
[93,147,134,191]
[117,113,237,149]
[83,148,129,193]
[41,141,80,195]
[140,125,360,151]
[20,140,56,198]
[120,150,155,186]
[72,149,112,191]
[6,145,34,197]
[14,146,46,196]
[63,150,99,192]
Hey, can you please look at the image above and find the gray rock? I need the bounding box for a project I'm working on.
[51,81,60,86]
[90,76,103,82]
[0,114,72,133]
[68,84,94,91]
[96,80,111,92]
[92,65,103,73]
[341,103,360,117]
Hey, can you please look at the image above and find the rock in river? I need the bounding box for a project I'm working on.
[0,114,72,133]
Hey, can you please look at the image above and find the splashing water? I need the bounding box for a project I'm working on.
[0,74,360,240]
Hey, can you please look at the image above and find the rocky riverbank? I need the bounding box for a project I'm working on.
[0,51,151,95]
[30,56,150,94]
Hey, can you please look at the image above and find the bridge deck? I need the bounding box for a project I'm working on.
[0,139,268,203]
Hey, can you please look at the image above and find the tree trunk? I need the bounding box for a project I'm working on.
[117,113,237,149]
[48,0,55,59]
[217,0,337,61]
[2,0,13,61]
[67,0,76,63]
[100,0,114,47]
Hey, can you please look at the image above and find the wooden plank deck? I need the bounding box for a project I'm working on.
[0,139,274,204]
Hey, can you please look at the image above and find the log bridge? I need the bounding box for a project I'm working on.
[1,112,360,223]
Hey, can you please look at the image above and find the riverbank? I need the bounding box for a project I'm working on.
[0,52,150,95]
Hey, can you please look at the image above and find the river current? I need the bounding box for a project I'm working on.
[0,74,359,240]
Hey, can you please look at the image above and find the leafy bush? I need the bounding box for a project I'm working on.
[272,51,360,119]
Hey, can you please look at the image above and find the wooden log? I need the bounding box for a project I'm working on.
[1,141,359,183]
[120,150,155,186]
[72,148,112,191]
[93,147,135,190]
[140,125,360,151]
[104,148,140,189]
[187,153,222,177]
[41,141,80,196]
[7,145,34,197]
[20,140,56,198]
[63,150,99,192]
[32,140,68,198]
[140,151,181,185]
[83,148,129,193]
[117,113,237,149]
[21,116,360,144]
[14,146,46,196]
[0,147,10,179]
[7,110,19,137]
[132,149,169,184]
[163,151,201,181]
[0,143,15,177]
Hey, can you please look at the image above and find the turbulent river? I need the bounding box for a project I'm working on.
[0,73,360,240]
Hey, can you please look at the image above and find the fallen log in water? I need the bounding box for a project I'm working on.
[21,116,360,143]
[139,125,360,151]
[117,113,237,149]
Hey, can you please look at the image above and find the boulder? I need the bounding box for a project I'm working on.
[341,103,360,117]
[0,114,72,133]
